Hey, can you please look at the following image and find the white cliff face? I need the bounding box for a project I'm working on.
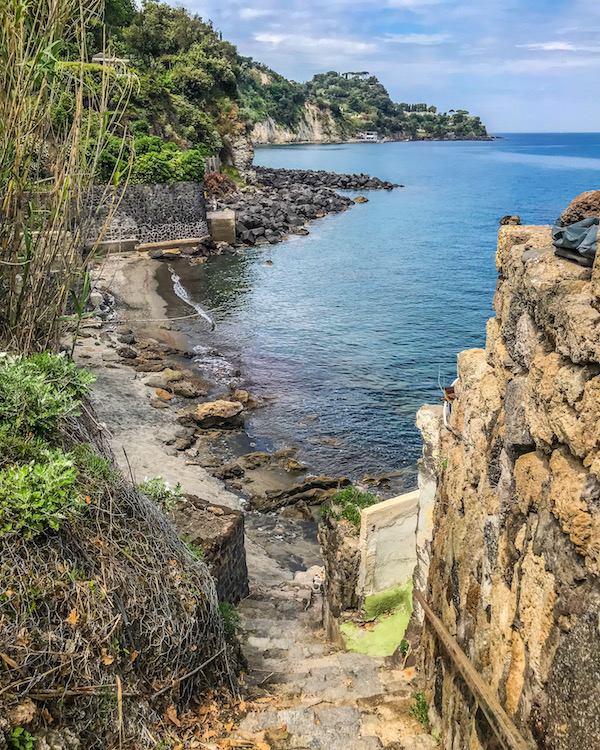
[250,102,344,145]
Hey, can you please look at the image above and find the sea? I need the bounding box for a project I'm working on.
[159,133,600,491]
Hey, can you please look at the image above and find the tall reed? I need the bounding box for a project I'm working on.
[0,0,134,352]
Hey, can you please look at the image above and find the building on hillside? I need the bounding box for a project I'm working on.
[356,131,379,142]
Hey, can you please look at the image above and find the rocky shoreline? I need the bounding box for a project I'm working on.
[150,166,402,258]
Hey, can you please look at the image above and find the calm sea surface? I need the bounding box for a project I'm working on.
[163,133,600,488]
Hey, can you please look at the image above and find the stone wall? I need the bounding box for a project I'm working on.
[419,224,600,750]
[86,182,208,248]
[319,516,361,643]
[170,495,249,605]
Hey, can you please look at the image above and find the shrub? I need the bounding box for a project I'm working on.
[204,170,236,197]
[0,449,79,537]
[130,118,150,135]
[318,486,379,530]
[171,148,205,181]
[130,150,174,183]
[0,352,95,439]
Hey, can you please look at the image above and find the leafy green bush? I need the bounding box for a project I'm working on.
[0,352,95,439]
[319,486,379,530]
[218,601,239,637]
[0,450,79,537]
[171,148,205,181]
[130,150,174,183]
[130,118,150,135]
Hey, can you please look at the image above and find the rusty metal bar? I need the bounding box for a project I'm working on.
[414,590,533,750]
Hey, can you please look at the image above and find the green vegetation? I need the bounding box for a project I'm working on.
[137,476,183,510]
[306,71,487,139]
[0,353,99,538]
[9,728,35,750]
[319,486,380,530]
[219,601,240,637]
[410,691,430,726]
[83,2,489,185]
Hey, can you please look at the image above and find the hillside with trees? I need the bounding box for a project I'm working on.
[85,1,489,181]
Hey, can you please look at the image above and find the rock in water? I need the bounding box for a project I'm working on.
[353,195,369,203]
[499,214,521,225]
[177,399,244,428]
[559,190,600,226]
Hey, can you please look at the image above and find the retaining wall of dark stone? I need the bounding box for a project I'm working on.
[86,182,208,247]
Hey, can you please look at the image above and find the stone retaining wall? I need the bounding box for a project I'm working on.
[170,495,249,605]
[86,182,208,248]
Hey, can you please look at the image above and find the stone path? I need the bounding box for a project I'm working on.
[230,574,437,750]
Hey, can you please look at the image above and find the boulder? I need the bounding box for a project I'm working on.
[171,380,202,398]
[155,388,174,401]
[559,190,600,226]
[353,195,369,203]
[500,215,521,225]
[177,399,244,428]
[142,368,183,388]
[249,475,350,512]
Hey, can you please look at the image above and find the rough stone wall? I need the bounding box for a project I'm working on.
[420,225,600,750]
[170,495,249,605]
[319,517,360,643]
[86,182,208,246]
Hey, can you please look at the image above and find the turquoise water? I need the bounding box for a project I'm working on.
[169,134,600,487]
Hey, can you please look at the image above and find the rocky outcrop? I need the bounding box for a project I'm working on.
[559,189,600,226]
[250,102,344,145]
[419,224,600,750]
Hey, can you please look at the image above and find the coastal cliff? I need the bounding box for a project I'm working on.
[250,102,344,145]
[417,224,600,749]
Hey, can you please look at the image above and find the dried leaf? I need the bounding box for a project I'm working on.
[101,648,115,666]
[66,608,79,627]
[0,652,21,672]
[84,496,92,504]
[166,704,181,727]
[130,650,138,663]
[225,722,234,732]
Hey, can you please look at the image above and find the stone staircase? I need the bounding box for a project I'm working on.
[230,576,437,750]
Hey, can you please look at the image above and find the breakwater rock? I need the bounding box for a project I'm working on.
[212,166,401,249]
[253,166,400,191]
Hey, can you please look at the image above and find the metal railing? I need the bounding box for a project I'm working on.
[414,590,533,750]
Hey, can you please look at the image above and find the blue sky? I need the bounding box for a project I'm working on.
[185,0,600,132]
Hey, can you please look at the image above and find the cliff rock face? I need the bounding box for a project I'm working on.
[251,102,344,145]
[419,224,600,750]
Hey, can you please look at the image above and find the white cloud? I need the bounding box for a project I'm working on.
[382,32,451,45]
[240,8,273,20]
[517,41,600,52]
[253,32,375,57]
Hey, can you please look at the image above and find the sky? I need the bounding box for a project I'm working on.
[180,0,600,133]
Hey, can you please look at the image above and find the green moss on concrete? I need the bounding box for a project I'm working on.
[341,581,413,657]
[364,580,413,621]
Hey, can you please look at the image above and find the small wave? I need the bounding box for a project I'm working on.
[168,266,215,329]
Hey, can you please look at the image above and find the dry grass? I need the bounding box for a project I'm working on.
[0,0,135,352]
